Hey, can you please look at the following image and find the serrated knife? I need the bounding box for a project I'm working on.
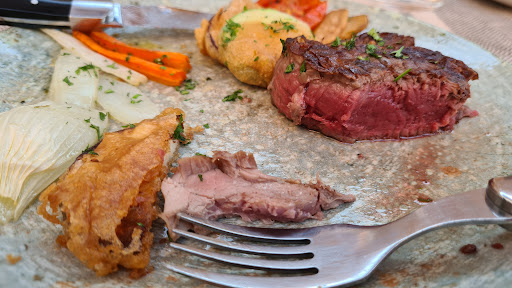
[0,0,212,32]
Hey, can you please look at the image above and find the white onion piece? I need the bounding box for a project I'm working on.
[41,29,147,86]
[0,102,108,223]
[49,49,99,107]
[96,75,160,124]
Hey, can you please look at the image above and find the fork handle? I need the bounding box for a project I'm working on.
[382,176,512,245]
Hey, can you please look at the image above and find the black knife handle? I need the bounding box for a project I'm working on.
[0,0,71,22]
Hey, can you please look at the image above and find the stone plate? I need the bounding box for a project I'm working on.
[1,1,511,287]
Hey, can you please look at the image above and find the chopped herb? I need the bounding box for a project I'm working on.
[243,5,248,11]
[184,98,191,101]
[342,35,356,50]
[99,112,107,121]
[125,55,130,62]
[127,75,131,80]
[104,89,114,94]
[33,105,50,108]
[84,117,91,123]
[122,123,136,129]
[63,76,73,86]
[98,85,103,91]
[357,56,369,61]
[387,45,394,49]
[222,19,242,44]
[331,36,341,47]
[163,54,168,59]
[265,19,296,33]
[390,46,408,59]
[365,44,382,58]
[393,25,400,29]
[206,77,212,81]
[180,90,190,95]
[203,123,210,129]
[285,63,295,73]
[137,222,145,227]
[106,63,117,69]
[440,33,446,36]
[132,94,141,99]
[62,52,70,56]
[300,61,306,73]
[67,106,71,109]
[280,39,287,55]
[75,64,97,77]
[200,109,204,113]
[429,60,439,64]
[130,99,142,104]
[172,114,187,143]
[175,79,197,95]
[195,152,206,156]
[222,89,243,102]
[128,70,132,74]
[254,56,259,61]
[160,66,166,70]
[368,28,383,42]
[89,124,102,141]
[82,145,98,156]
[198,174,203,182]
[394,68,412,82]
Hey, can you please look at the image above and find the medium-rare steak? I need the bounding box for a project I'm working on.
[268,32,479,143]
[160,151,355,239]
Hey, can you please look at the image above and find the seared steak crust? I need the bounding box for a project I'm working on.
[269,33,479,143]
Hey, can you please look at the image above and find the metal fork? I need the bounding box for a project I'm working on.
[165,176,512,288]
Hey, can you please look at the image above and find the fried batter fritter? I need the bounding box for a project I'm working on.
[38,108,186,276]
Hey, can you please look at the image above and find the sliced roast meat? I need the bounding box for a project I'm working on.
[268,33,479,143]
[160,151,355,237]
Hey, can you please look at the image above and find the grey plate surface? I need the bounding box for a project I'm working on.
[0,0,511,287]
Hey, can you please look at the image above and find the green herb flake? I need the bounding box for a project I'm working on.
[122,123,136,129]
[198,174,203,182]
[342,34,356,50]
[89,124,102,141]
[130,99,142,104]
[125,55,130,62]
[137,222,145,227]
[254,56,259,62]
[99,112,107,121]
[357,56,369,61]
[62,52,71,56]
[106,63,117,69]
[132,94,141,99]
[365,44,382,59]
[75,64,98,77]
[300,61,306,73]
[172,114,188,143]
[222,89,243,102]
[98,85,103,91]
[82,145,98,156]
[390,46,408,59]
[127,75,131,80]
[284,63,295,74]
[63,76,73,86]
[331,36,341,47]
[195,152,206,156]
[200,109,204,113]
[84,117,91,123]
[222,19,242,45]
[160,66,167,70]
[368,28,383,42]
[394,68,412,82]
[387,45,394,49]
[104,89,114,94]
[184,98,191,101]
[280,39,287,54]
[203,123,210,129]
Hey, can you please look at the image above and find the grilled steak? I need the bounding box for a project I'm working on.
[268,33,479,143]
[160,151,355,238]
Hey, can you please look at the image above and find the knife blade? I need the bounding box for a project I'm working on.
[0,0,213,32]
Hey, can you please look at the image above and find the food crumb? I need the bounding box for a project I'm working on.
[166,275,178,282]
[417,193,433,203]
[460,244,477,254]
[491,243,504,250]
[128,266,154,279]
[441,166,461,176]
[33,275,43,281]
[6,254,22,265]
[357,153,364,159]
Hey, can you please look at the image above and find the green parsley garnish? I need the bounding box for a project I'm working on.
[154,58,163,64]
[285,63,295,73]
[82,145,98,156]
[366,44,382,58]
[175,79,197,95]
[342,35,356,50]
[172,114,187,143]
[99,112,107,121]
[198,174,203,182]
[84,118,91,123]
[368,28,385,46]
[222,19,242,45]
[98,85,103,91]
[104,89,114,94]
[254,56,259,62]
[137,222,145,227]
[63,76,73,86]
[331,36,341,47]
[195,152,206,156]
[300,61,306,73]
[280,39,287,55]
[62,52,70,56]
[106,63,117,69]
[160,66,166,70]
[387,45,394,49]
[130,93,142,104]
[200,109,204,113]
[357,56,369,61]
[222,89,244,102]
[126,56,130,62]
[390,46,408,59]
[89,124,102,141]
[131,99,142,104]
[394,68,412,82]
[122,123,136,129]
[265,20,296,33]
[75,64,98,77]
[203,123,210,129]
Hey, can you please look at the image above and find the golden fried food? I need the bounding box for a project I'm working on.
[339,15,369,40]
[38,108,186,276]
[313,9,349,44]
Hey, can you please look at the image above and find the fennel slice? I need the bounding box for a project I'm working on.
[96,75,160,125]
[48,49,99,108]
[0,102,108,223]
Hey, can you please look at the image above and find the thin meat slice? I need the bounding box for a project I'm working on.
[160,151,355,237]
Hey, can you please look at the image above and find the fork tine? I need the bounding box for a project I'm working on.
[178,213,311,242]
[170,242,316,270]
[173,228,311,256]
[166,264,320,288]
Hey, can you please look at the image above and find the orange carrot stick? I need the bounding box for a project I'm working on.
[89,31,191,72]
[73,31,187,87]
